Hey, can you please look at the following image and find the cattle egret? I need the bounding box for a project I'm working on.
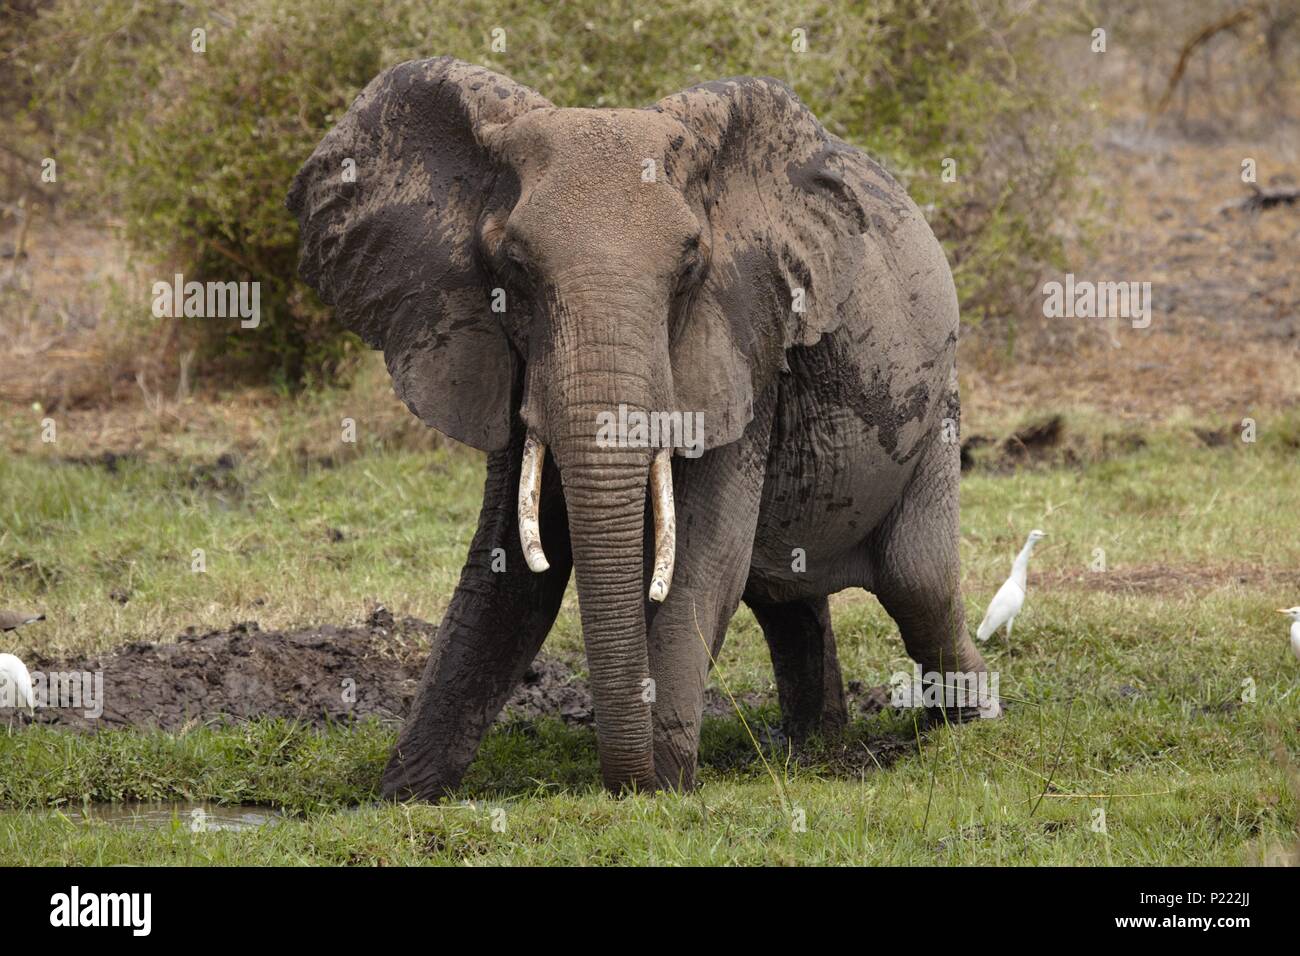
[0,610,44,632]
[0,652,35,717]
[1279,607,1300,663]
[976,529,1047,643]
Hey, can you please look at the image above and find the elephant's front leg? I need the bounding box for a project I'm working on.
[382,436,572,801]
[644,409,772,791]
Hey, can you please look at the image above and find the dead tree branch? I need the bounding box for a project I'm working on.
[1154,7,1257,116]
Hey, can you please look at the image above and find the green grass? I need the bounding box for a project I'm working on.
[0,388,548,657]
[1,402,1298,864]
[0,700,1293,864]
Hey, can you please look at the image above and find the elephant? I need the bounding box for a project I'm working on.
[287,56,990,799]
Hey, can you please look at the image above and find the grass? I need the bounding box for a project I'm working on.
[0,389,1298,865]
[0,705,1293,864]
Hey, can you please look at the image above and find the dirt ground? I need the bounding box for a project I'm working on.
[9,607,893,733]
[962,118,1300,426]
[14,610,571,731]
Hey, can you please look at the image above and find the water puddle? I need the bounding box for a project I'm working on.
[63,802,281,832]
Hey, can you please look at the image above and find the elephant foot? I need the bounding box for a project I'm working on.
[758,724,790,751]
[747,595,849,744]
[380,746,464,803]
[923,691,1003,727]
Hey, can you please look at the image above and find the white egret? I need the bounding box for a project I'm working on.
[976,529,1047,643]
[0,652,35,717]
[1278,607,1300,663]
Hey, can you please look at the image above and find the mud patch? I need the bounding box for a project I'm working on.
[185,452,242,494]
[962,415,1066,473]
[25,616,429,730]
[1192,424,1237,447]
[22,613,591,732]
[59,451,142,473]
[702,710,917,777]
[794,731,917,778]
[960,415,1151,474]
[16,614,914,747]
[506,655,594,725]
[849,680,894,715]
[1002,414,1064,461]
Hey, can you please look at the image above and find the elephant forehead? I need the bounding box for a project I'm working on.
[505,109,691,196]
[504,110,698,247]
[511,108,684,160]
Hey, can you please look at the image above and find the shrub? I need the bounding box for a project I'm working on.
[15,0,1091,386]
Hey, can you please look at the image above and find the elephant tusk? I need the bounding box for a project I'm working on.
[648,450,676,602]
[518,435,550,573]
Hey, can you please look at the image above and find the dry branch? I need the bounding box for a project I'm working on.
[1154,6,1257,116]
[1216,183,1300,215]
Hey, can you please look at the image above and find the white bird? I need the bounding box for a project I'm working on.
[976,529,1047,643]
[0,652,35,716]
[1278,607,1300,663]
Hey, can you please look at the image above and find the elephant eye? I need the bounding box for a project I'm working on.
[504,241,528,269]
[497,240,536,283]
[676,237,706,291]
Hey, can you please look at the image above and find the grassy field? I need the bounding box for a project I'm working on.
[1,385,1297,865]
[2,0,1297,870]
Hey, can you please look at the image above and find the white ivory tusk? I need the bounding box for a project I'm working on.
[648,450,676,602]
[518,435,550,573]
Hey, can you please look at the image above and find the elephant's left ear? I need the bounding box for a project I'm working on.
[654,78,880,450]
[287,57,553,451]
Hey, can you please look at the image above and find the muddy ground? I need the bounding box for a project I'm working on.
[10,606,894,734]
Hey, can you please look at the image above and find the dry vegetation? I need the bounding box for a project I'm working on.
[963,3,1300,427]
[3,10,1296,444]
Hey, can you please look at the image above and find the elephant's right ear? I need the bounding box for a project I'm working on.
[287,57,552,451]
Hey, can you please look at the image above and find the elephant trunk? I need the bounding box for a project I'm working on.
[512,431,676,790]
[517,419,675,792]
[517,277,675,792]
[557,444,657,791]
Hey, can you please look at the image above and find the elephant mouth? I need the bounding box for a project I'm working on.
[517,435,676,602]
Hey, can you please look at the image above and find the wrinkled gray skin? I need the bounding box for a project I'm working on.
[288,57,988,798]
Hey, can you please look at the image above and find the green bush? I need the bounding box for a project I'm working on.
[15,0,1091,386]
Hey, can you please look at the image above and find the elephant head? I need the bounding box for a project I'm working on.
[288,57,872,791]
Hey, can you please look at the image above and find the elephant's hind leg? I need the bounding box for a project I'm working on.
[866,431,988,719]
[745,595,847,741]
[382,437,572,802]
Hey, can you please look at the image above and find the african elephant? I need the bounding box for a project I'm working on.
[288,56,989,799]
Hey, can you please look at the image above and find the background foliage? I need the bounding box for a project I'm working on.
[10,0,1090,385]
